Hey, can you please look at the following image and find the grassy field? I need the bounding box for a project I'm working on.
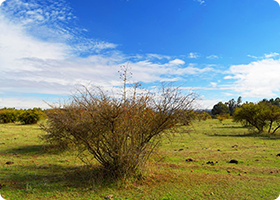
[0,119,280,200]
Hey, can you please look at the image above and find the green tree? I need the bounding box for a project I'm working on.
[0,108,18,123]
[211,102,229,116]
[233,101,280,133]
[225,99,236,116]
[196,111,211,121]
[258,100,280,134]
[225,96,242,116]
[233,102,267,132]
[263,102,280,133]
[18,109,41,124]
[262,98,280,107]
[237,96,242,107]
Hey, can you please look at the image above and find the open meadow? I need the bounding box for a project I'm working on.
[0,119,280,200]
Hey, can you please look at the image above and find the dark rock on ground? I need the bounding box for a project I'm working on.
[186,158,194,162]
[229,159,238,164]
[206,161,215,165]
[178,149,184,151]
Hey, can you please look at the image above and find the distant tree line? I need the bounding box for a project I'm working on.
[211,97,280,134]
[0,107,46,124]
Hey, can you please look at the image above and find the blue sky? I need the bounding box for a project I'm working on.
[1,0,280,109]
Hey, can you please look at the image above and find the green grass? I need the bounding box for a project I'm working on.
[1,120,280,199]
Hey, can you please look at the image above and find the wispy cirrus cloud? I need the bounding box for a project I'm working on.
[146,53,171,60]
[210,82,218,87]
[265,52,279,58]
[207,55,219,59]
[195,0,205,5]
[0,0,117,55]
[247,52,279,60]
[247,54,259,59]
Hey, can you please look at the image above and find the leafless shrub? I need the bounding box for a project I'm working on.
[42,67,197,179]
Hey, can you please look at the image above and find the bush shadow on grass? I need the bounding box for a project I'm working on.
[216,126,245,129]
[6,144,68,155]
[3,164,121,192]
[204,132,280,140]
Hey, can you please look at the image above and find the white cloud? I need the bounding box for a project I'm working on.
[195,0,205,5]
[175,65,213,75]
[210,82,217,87]
[265,52,279,58]
[197,99,218,110]
[0,16,70,72]
[247,52,279,60]
[0,0,213,108]
[146,54,171,60]
[0,0,6,6]
[207,55,219,59]
[181,86,218,91]
[275,0,280,6]
[159,78,179,82]
[188,52,199,59]
[0,0,116,54]
[247,54,258,59]
[169,59,185,65]
[223,92,233,97]
[225,58,280,97]
[0,97,50,109]
[0,52,213,96]
[123,60,212,83]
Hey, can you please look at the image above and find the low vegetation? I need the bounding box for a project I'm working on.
[0,119,280,199]
[0,108,45,125]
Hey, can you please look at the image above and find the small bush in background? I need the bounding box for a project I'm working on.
[18,108,45,125]
[0,108,18,123]
[216,113,231,122]
[196,111,212,121]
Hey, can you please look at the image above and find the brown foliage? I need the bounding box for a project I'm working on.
[42,77,197,179]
